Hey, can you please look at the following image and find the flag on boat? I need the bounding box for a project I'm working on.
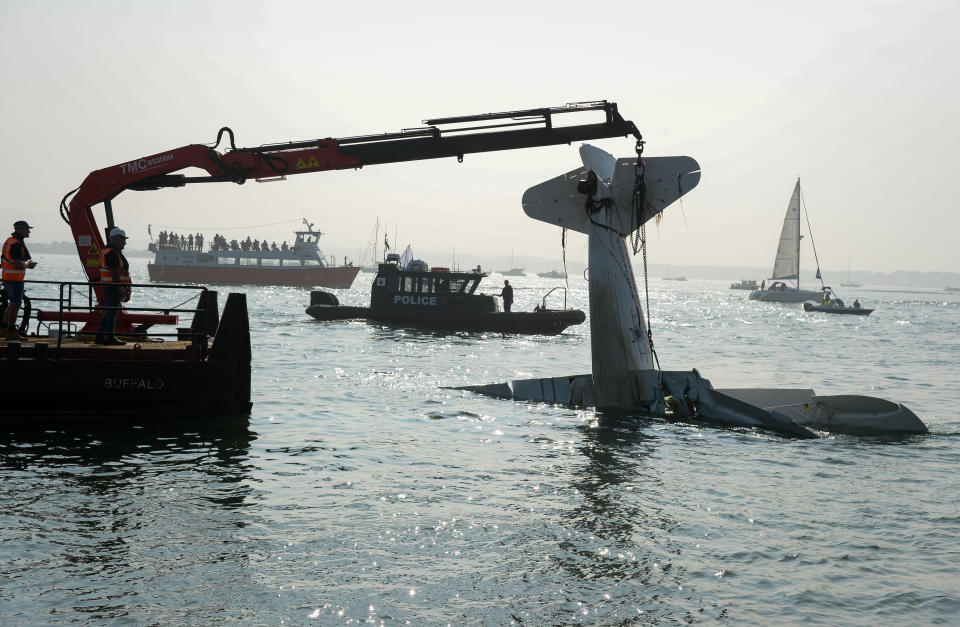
[384,234,390,252]
[400,245,413,269]
[815,267,822,280]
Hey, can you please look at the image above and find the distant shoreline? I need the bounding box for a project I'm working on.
[27,243,960,288]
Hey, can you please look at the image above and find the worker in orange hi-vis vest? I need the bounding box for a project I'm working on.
[96,227,132,346]
[1,220,38,339]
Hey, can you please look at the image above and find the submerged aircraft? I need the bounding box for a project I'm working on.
[457,146,926,438]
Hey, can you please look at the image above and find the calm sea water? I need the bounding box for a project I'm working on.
[2,254,958,625]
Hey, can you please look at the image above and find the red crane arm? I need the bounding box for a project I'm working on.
[65,141,362,276]
[62,101,642,285]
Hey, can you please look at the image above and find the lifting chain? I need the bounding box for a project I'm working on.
[629,138,659,367]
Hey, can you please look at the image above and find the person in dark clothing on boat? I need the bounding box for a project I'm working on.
[853,299,861,309]
[761,279,765,291]
[500,280,514,313]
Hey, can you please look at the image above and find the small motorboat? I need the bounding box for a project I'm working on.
[306,255,585,335]
[803,302,873,315]
[803,287,873,315]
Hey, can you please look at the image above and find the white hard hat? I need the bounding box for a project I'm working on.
[109,227,127,239]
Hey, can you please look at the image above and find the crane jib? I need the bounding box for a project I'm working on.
[63,100,642,319]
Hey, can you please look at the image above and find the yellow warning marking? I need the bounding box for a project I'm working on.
[296,156,321,169]
[86,258,100,267]
[88,245,99,254]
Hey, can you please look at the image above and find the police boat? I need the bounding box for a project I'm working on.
[306,254,585,335]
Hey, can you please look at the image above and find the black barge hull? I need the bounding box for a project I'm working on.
[0,355,247,419]
[306,304,585,335]
[0,292,252,422]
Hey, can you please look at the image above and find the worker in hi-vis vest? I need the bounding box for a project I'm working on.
[1,220,38,339]
[96,227,132,346]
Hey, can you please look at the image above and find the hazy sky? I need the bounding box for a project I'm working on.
[1,0,957,273]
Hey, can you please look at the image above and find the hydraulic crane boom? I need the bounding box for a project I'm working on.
[62,101,639,277]
[59,100,641,332]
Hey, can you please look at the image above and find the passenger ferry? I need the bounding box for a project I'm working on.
[306,254,585,334]
[147,220,360,289]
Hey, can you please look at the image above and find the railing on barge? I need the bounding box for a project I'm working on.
[5,279,216,355]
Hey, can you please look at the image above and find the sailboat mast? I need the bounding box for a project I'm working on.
[795,178,802,289]
[799,180,824,289]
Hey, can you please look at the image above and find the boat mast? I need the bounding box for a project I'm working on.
[799,179,825,290]
[795,178,802,289]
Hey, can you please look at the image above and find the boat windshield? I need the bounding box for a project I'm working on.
[399,274,477,294]
[295,232,320,245]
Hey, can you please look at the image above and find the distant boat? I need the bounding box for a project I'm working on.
[840,257,862,287]
[537,269,567,279]
[803,288,872,316]
[497,249,526,276]
[946,286,960,292]
[359,217,383,273]
[147,219,360,288]
[663,266,687,281]
[750,178,825,303]
[804,302,873,316]
[730,279,758,290]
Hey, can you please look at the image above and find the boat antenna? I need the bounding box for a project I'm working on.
[799,181,825,290]
[561,227,570,294]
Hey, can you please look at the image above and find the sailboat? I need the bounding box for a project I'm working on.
[359,217,382,273]
[841,258,862,287]
[749,178,825,302]
[497,249,526,276]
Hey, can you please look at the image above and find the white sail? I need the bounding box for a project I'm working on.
[770,179,802,281]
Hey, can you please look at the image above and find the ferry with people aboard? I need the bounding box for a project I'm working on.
[306,253,585,334]
[147,219,360,288]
